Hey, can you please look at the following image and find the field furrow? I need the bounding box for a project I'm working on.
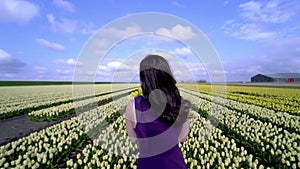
[181,90,300,168]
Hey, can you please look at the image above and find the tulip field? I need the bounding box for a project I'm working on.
[0,83,299,168]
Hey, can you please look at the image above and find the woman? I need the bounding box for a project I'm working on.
[125,55,190,169]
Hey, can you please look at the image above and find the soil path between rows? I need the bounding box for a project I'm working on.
[0,114,75,146]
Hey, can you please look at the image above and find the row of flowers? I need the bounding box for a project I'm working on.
[0,85,90,116]
[179,84,300,115]
[180,110,264,169]
[181,90,300,168]
[0,90,133,168]
[2,85,298,168]
[0,84,137,120]
[66,114,138,168]
[28,89,133,122]
[79,95,132,136]
[67,105,264,168]
[180,88,300,134]
[0,117,87,169]
[226,93,300,115]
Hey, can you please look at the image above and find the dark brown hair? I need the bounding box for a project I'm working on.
[139,55,189,126]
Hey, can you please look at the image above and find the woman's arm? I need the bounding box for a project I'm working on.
[125,99,137,143]
[178,117,190,143]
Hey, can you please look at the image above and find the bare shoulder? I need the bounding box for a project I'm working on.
[126,99,134,107]
[125,99,135,115]
[125,98,136,123]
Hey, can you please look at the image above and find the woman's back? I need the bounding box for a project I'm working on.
[133,96,188,169]
[125,55,189,169]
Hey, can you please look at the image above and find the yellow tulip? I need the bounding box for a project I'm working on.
[131,87,143,97]
[130,91,139,97]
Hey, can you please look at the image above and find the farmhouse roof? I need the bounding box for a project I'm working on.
[261,73,300,78]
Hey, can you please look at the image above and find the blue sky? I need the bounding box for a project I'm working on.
[0,0,299,82]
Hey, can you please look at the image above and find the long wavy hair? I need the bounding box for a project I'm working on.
[139,55,189,126]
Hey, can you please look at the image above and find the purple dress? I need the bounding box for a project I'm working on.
[133,96,188,169]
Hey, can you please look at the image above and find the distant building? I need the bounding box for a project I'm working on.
[251,73,300,83]
[197,80,207,83]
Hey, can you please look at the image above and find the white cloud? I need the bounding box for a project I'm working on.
[222,21,277,40]
[95,39,108,48]
[56,69,72,74]
[47,13,77,33]
[97,61,133,72]
[46,13,96,35]
[0,49,11,60]
[46,13,97,35]
[224,19,235,25]
[107,61,121,69]
[53,0,75,12]
[156,24,197,41]
[101,25,142,38]
[221,36,300,81]
[4,73,16,78]
[36,38,66,51]
[0,49,26,76]
[0,0,39,23]
[94,49,107,56]
[171,1,185,8]
[222,0,299,41]
[238,23,277,40]
[34,66,47,74]
[80,22,97,35]
[66,58,77,66]
[96,60,137,81]
[55,58,80,66]
[95,51,202,82]
[171,47,193,59]
[97,65,107,71]
[239,0,295,23]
